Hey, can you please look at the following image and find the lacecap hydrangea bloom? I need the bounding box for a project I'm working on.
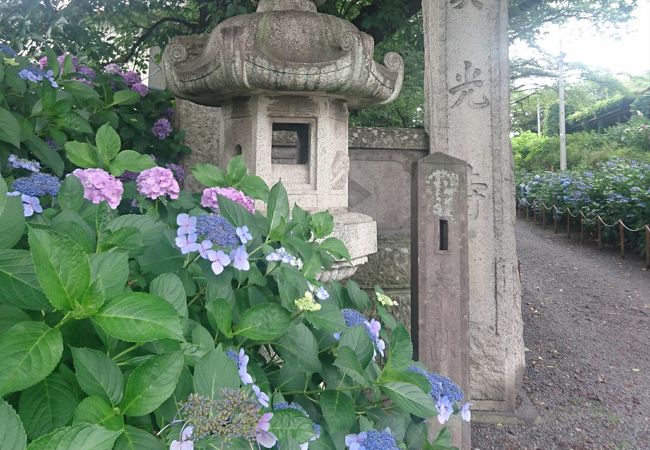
[345,429,399,450]
[295,291,321,312]
[201,187,255,213]
[195,215,240,249]
[71,168,124,209]
[408,365,470,424]
[7,192,43,217]
[339,309,385,357]
[12,173,60,197]
[8,154,40,172]
[136,166,180,200]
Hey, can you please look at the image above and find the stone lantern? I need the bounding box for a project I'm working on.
[163,0,404,279]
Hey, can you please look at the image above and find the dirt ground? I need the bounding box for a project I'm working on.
[471,220,650,450]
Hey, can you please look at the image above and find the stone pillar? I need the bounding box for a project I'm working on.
[412,153,470,448]
[422,0,525,417]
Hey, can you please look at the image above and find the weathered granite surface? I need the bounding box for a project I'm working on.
[422,0,524,417]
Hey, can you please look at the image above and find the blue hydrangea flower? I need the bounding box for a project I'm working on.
[12,173,60,197]
[230,245,250,271]
[195,214,239,249]
[408,366,464,403]
[0,44,17,57]
[252,384,270,407]
[226,348,253,385]
[345,429,399,450]
[342,309,366,327]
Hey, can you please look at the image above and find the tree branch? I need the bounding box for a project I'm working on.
[119,16,198,65]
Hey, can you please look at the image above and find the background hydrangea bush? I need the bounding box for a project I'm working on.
[517,158,650,249]
[0,47,469,450]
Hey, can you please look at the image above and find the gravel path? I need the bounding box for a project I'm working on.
[471,220,650,450]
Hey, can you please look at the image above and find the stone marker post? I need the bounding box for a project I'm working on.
[422,0,525,418]
[412,152,470,449]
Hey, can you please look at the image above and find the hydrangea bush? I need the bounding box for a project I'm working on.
[0,122,469,448]
[0,44,189,180]
[517,158,650,249]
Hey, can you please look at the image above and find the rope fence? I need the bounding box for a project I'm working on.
[516,199,650,269]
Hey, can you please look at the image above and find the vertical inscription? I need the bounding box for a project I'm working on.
[450,0,483,9]
[449,61,490,109]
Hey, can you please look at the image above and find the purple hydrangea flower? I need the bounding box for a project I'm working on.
[170,426,194,450]
[166,163,185,186]
[255,413,277,448]
[71,168,123,209]
[230,246,250,271]
[201,187,255,213]
[103,63,122,74]
[120,70,141,86]
[265,247,302,269]
[252,384,270,408]
[152,118,173,140]
[12,173,60,197]
[196,240,213,259]
[175,233,200,255]
[136,166,179,200]
[20,194,42,217]
[461,402,472,422]
[8,154,40,172]
[226,348,253,385]
[315,286,329,301]
[177,213,197,235]
[236,226,252,244]
[131,82,148,96]
[436,396,453,424]
[206,249,231,275]
[76,65,96,79]
[162,107,175,121]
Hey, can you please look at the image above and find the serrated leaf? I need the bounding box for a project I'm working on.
[90,252,129,299]
[206,298,233,338]
[0,177,6,217]
[93,292,184,343]
[0,398,26,450]
[193,347,239,400]
[339,326,374,369]
[113,425,164,450]
[320,390,355,434]
[269,409,315,444]
[0,322,63,397]
[56,176,85,211]
[267,182,289,233]
[277,323,321,373]
[320,237,350,260]
[18,373,80,440]
[120,352,183,416]
[386,324,413,370]
[95,124,121,164]
[24,135,65,176]
[111,90,140,106]
[109,150,155,177]
[191,164,226,187]
[0,305,29,334]
[0,249,50,310]
[26,424,119,450]
[310,212,334,238]
[0,107,21,147]
[226,156,247,183]
[237,174,269,200]
[235,303,291,341]
[64,141,99,168]
[73,396,124,431]
[71,347,123,405]
[0,196,25,249]
[305,300,345,333]
[150,273,187,319]
[379,382,436,419]
[28,228,91,311]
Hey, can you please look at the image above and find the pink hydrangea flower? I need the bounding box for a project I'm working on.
[200,187,254,213]
[71,168,124,209]
[136,166,180,200]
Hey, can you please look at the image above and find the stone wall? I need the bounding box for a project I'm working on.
[348,127,428,329]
